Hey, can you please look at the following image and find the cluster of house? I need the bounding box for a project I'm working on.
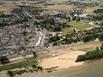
[65,0,103,25]
[0,23,39,59]
[0,4,47,60]
[0,1,103,60]
[66,0,99,7]
[0,12,29,26]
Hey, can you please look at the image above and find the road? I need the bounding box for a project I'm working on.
[35,31,42,46]
[25,9,46,47]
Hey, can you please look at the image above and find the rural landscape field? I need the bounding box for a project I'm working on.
[0,0,103,77]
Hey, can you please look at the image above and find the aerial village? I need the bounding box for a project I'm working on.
[0,0,103,77]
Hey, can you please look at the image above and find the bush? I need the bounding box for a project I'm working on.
[0,56,9,64]
[76,44,103,62]
[48,35,60,43]
[7,70,14,77]
[32,65,37,68]
[75,55,86,62]
[76,49,103,62]
[82,34,96,42]
[94,9,103,14]
[98,33,103,41]
[32,65,43,71]
[7,69,27,77]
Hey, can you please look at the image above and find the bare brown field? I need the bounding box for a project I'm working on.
[46,4,74,11]
[0,4,16,13]
[40,51,85,70]
[49,0,65,3]
[0,41,102,77]
[40,41,102,70]
[84,6,100,14]
[74,41,102,50]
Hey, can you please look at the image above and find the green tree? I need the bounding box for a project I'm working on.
[100,43,103,50]
[96,47,100,52]
[82,34,96,42]
[48,35,60,43]
[32,52,38,60]
[0,56,9,64]
[7,70,14,77]
[98,33,103,41]
[94,9,103,14]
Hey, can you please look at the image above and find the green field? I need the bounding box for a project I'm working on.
[0,57,37,72]
[63,27,74,33]
[63,21,93,33]
[68,21,92,30]
[79,48,94,52]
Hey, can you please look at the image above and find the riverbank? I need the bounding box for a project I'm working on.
[40,41,102,70]
[40,50,85,70]
[0,50,85,77]
[0,41,102,77]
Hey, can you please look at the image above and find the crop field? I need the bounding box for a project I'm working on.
[46,4,74,11]
[84,6,100,14]
[0,57,37,72]
[68,21,92,29]
[0,3,16,12]
[63,27,74,33]
[63,21,93,33]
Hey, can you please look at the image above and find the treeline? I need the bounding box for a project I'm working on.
[48,27,103,46]
[6,52,42,77]
[94,9,103,14]
[34,14,70,32]
[7,65,43,77]
[76,44,103,62]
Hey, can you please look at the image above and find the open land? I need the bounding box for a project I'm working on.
[0,0,103,77]
[40,41,102,70]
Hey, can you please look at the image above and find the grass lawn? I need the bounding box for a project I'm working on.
[0,57,37,72]
[79,48,94,52]
[62,27,74,34]
[66,21,92,31]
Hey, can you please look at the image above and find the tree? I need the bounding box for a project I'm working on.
[48,35,60,43]
[0,56,10,64]
[82,34,96,42]
[7,70,14,77]
[76,44,103,62]
[98,33,103,41]
[100,43,103,50]
[96,47,100,52]
[32,52,38,60]
[94,9,103,14]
